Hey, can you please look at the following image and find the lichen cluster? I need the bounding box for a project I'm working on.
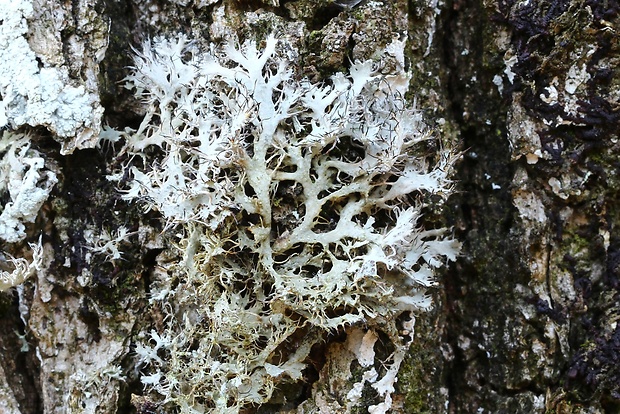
[0,132,57,244]
[0,0,103,153]
[0,132,51,291]
[106,34,459,412]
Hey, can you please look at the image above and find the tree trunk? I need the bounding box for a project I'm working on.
[0,0,618,413]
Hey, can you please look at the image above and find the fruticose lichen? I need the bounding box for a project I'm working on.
[0,131,52,291]
[106,34,459,413]
[0,132,58,244]
[0,237,42,292]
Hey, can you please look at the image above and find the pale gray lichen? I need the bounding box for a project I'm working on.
[0,131,55,292]
[107,34,459,413]
[0,0,103,153]
[0,237,42,292]
[169,0,219,7]
[0,132,57,244]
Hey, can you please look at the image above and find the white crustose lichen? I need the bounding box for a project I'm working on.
[106,33,460,413]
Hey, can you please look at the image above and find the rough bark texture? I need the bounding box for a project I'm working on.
[0,0,618,413]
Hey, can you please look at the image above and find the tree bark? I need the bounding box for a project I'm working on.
[0,0,618,413]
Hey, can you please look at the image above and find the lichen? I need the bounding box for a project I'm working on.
[106,33,459,413]
[0,132,58,244]
[0,237,42,292]
[0,0,105,154]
